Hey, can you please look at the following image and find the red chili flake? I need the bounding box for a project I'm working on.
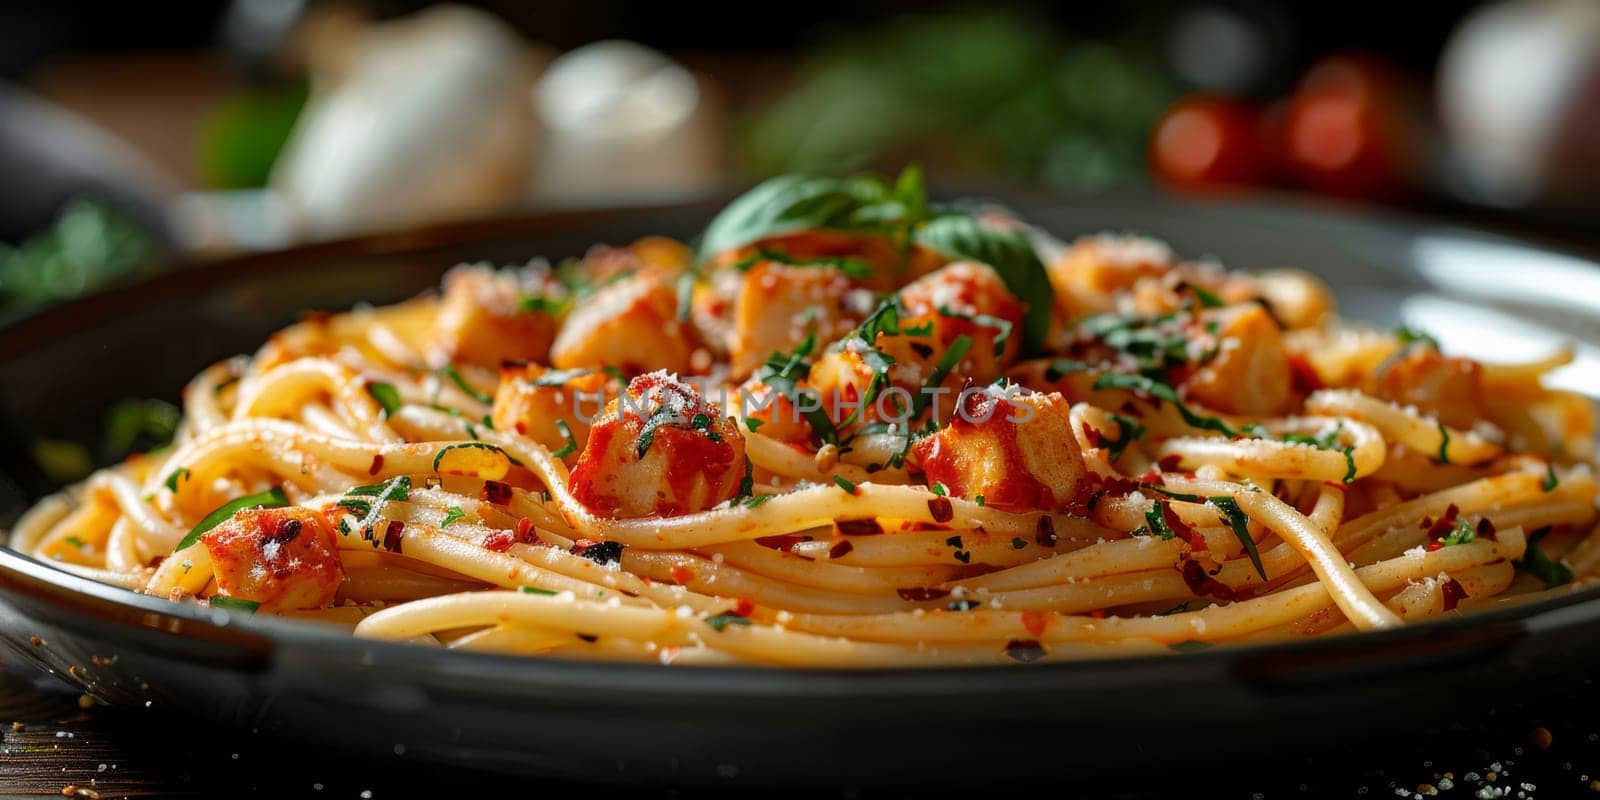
[1088,609,1106,619]
[1080,422,1103,449]
[755,533,812,552]
[1476,518,1498,541]
[368,454,385,476]
[515,421,528,435]
[835,518,883,537]
[1035,516,1058,547]
[482,531,514,552]
[514,516,538,544]
[1020,610,1048,637]
[829,540,854,559]
[1425,504,1462,541]
[1162,504,1206,550]
[481,480,513,505]
[382,520,406,553]
[1441,577,1468,611]
[734,597,756,617]
[1138,468,1164,484]
[927,497,955,524]
[1180,559,1238,601]
[896,587,951,602]
[1003,639,1047,663]
[1418,516,1434,530]
[670,565,694,585]
[299,310,333,325]
[577,633,599,643]
[1157,454,1184,472]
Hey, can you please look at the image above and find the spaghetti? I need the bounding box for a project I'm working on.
[11,170,1599,666]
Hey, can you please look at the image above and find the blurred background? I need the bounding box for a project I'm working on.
[2,0,1599,319]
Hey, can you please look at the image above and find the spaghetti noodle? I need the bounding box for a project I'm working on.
[11,170,1598,666]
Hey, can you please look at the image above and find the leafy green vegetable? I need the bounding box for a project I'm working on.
[1092,373,1238,437]
[834,475,858,494]
[1394,326,1440,351]
[1517,527,1574,589]
[366,382,402,418]
[103,399,180,457]
[1436,421,1451,464]
[1543,463,1560,493]
[552,419,577,459]
[1103,413,1146,460]
[175,486,290,551]
[440,366,493,405]
[208,596,260,614]
[912,214,1051,353]
[164,467,190,493]
[520,586,558,596]
[0,198,157,314]
[440,507,467,527]
[1210,496,1265,580]
[704,612,754,632]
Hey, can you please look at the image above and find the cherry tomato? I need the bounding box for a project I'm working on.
[1281,55,1412,199]
[1149,94,1270,192]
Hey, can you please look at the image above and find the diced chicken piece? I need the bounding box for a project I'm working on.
[808,262,1024,433]
[492,364,615,463]
[569,372,747,518]
[911,388,1089,512]
[1372,347,1488,430]
[550,271,694,375]
[1049,234,1177,318]
[727,261,871,378]
[200,507,343,611]
[1183,303,1292,416]
[432,264,563,367]
[1252,269,1337,329]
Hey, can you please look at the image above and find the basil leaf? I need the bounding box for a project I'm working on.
[175,486,290,551]
[552,419,578,459]
[1092,373,1237,437]
[440,366,494,405]
[911,214,1052,354]
[1518,527,1574,589]
[704,612,753,632]
[1210,496,1266,580]
[698,174,890,260]
[366,382,402,418]
[209,597,260,614]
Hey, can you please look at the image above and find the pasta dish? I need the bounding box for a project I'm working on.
[11,170,1598,666]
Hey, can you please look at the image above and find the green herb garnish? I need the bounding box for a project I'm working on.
[175,486,290,551]
[440,366,493,405]
[552,419,577,459]
[366,382,402,418]
[209,597,260,614]
[1517,527,1574,589]
[164,467,191,493]
[1210,496,1265,580]
[704,612,753,632]
[440,506,466,527]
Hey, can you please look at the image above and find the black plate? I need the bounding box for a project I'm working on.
[1,194,1598,785]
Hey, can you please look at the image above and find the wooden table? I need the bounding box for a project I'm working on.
[1,661,1598,799]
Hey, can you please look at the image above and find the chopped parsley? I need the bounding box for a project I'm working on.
[440,506,467,527]
[946,599,981,611]
[175,486,290,551]
[1010,537,1028,549]
[743,416,765,432]
[1044,359,1093,382]
[431,442,512,473]
[1104,413,1146,460]
[937,305,1012,357]
[519,586,558,596]
[209,597,260,614]
[754,334,839,445]
[704,612,753,632]
[1543,463,1560,493]
[440,365,494,405]
[1394,326,1440,351]
[974,495,986,507]
[930,482,948,497]
[62,535,87,549]
[1210,496,1266,580]
[910,334,972,418]
[163,467,191,493]
[552,419,577,458]
[744,494,774,509]
[1436,421,1451,464]
[1093,373,1238,437]
[1437,519,1477,547]
[833,475,858,494]
[366,382,402,418]
[1517,527,1574,589]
